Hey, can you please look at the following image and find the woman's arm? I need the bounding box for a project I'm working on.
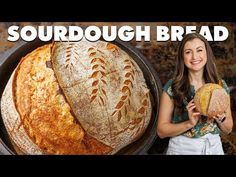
[214,100,233,134]
[157,92,200,139]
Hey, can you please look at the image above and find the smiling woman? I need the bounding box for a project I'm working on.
[157,33,233,155]
[183,38,207,72]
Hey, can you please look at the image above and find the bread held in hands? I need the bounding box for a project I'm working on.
[194,83,230,118]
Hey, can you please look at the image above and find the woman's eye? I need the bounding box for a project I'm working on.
[185,51,191,54]
[197,49,203,52]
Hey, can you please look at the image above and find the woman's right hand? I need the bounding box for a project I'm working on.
[186,99,201,127]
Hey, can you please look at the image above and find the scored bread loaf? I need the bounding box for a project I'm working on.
[1,39,152,154]
[194,83,230,118]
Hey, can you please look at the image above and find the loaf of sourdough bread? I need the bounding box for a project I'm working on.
[194,83,229,118]
[1,39,152,154]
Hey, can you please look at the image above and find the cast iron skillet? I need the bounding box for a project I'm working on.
[0,38,162,155]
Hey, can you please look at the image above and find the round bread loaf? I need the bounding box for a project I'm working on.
[1,39,152,154]
[194,83,230,118]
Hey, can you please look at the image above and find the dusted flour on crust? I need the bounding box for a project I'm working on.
[51,39,152,153]
[194,83,229,118]
[1,39,152,154]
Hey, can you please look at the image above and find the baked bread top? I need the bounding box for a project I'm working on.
[1,39,152,154]
[194,83,230,117]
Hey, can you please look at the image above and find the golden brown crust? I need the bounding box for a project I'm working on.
[1,72,43,154]
[194,83,229,117]
[194,88,202,115]
[1,39,151,154]
[2,44,112,154]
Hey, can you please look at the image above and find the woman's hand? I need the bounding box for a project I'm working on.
[211,111,233,134]
[212,112,226,124]
[186,99,201,127]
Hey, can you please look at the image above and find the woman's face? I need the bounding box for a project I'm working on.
[183,38,207,72]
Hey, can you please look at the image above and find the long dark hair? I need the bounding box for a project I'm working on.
[172,33,220,114]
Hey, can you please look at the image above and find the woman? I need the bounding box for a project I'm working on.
[157,33,233,155]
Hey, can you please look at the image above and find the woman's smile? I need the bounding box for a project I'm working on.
[190,59,202,65]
